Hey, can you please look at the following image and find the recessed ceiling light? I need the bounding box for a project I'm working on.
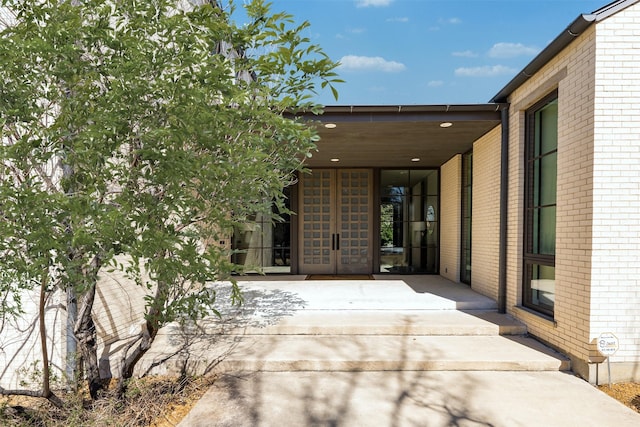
[330,158,340,162]
[324,123,337,129]
[411,158,421,162]
[440,122,453,128]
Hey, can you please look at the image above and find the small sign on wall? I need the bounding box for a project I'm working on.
[597,332,619,357]
[597,332,619,388]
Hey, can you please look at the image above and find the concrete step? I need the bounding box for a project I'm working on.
[206,309,527,336]
[141,333,570,377]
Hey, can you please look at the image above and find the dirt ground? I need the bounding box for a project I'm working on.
[597,382,640,413]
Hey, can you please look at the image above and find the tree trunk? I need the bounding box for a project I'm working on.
[74,282,103,399]
[115,282,166,397]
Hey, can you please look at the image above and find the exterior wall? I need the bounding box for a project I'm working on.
[506,2,640,382]
[590,5,640,380]
[0,290,66,390]
[506,25,597,380]
[93,255,150,378]
[470,126,502,300]
[0,258,150,389]
[440,155,462,282]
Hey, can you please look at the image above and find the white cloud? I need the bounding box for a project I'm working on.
[349,27,366,34]
[386,17,409,23]
[455,65,518,77]
[438,17,462,25]
[427,80,444,87]
[488,42,540,58]
[339,55,406,72]
[356,0,393,8]
[452,50,478,58]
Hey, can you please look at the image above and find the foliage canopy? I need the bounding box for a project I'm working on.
[0,0,340,401]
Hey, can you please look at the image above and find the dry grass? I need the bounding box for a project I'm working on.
[0,375,215,427]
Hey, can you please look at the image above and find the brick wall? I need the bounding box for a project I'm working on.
[471,126,502,300]
[93,255,151,378]
[505,2,640,382]
[440,155,462,282]
[0,290,66,390]
[506,25,597,379]
[590,4,640,369]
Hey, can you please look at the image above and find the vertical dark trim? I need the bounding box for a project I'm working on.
[498,106,510,314]
[290,174,299,274]
[372,168,381,273]
[460,151,472,285]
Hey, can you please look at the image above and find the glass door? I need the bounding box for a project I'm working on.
[379,169,439,273]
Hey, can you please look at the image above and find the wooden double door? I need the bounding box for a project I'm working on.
[298,169,374,275]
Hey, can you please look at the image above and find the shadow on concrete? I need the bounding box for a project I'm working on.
[136,282,307,378]
[182,316,497,426]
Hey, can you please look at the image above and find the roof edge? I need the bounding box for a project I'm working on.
[320,104,508,114]
[491,0,640,103]
[490,14,595,103]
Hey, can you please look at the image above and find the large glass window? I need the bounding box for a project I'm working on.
[232,187,291,273]
[380,169,439,273]
[523,92,558,316]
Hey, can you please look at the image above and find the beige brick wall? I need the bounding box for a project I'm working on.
[440,155,462,282]
[590,5,640,366]
[506,24,597,375]
[471,126,502,300]
[505,2,640,381]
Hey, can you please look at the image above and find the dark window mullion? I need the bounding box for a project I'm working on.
[523,90,558,316]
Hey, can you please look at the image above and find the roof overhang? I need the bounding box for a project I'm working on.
[294,104,505,169]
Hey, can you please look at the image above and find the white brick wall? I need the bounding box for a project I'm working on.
[0,290,66,390]
[590,4,640,364]
[0,257,151,388]
[440,155,462,282]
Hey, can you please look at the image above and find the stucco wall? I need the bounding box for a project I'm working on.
[590,4,640,372]
[505,2,640,382]
[470,126,502,300]
[440,155,462,282]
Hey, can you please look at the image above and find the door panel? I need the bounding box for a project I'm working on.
[299,169,373,274]
[299,170,335,274]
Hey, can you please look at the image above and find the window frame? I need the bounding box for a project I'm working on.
[522,90,558,317]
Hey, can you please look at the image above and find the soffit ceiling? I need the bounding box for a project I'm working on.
[297,105,503,169]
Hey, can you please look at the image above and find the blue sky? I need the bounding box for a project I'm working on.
[259,0,608,105]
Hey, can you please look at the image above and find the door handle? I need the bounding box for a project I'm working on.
[331,234,340,251]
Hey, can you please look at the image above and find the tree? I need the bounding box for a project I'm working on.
[0,0,340,403]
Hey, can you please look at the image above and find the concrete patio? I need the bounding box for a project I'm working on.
[135,275,640,426]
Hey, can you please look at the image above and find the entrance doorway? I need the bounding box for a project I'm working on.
[298,169,373,274]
